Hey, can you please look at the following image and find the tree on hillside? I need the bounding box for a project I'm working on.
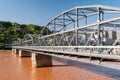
[0,21,46,49]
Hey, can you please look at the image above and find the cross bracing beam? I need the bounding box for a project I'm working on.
[65,14,75,21]
[56,18,74,21]
[80,8,97,13]
[103,11,120,13]
[102,23,120,28]
[50,23,66,26]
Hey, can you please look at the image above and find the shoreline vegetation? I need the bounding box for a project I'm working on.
[0,21,46,49]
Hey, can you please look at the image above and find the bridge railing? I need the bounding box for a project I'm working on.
[13,46,120,55]
[39,46,120,55]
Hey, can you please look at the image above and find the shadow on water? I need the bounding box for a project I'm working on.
[52,64,70,67]
[39,64,70,68]
[53,56,120,80]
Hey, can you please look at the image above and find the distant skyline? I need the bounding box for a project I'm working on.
[0,0,120,26]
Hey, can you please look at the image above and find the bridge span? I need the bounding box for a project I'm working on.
[12,5,120,68]
[12,46,120,68]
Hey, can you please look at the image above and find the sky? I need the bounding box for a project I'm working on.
[0,0,120,26]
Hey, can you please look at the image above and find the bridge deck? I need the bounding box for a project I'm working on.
[13,46,120,61]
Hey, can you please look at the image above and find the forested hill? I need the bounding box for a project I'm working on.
[0,21,44,48]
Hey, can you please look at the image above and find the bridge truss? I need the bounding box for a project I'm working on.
[14,5,120,47]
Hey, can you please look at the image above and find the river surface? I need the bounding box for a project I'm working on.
[0,51,115,80]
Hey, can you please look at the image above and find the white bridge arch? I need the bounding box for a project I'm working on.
[14,5,120,46]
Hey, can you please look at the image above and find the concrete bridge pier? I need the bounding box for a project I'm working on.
[31,52,52,68]
[12,48,15,53]
[18,50,31,57]
[12,48,19,54]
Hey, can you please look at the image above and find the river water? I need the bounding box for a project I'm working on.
[0,51,114,80]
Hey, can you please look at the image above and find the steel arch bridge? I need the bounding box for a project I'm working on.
[14,5,120,47]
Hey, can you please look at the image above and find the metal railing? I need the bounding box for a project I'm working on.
[13,46,120,55]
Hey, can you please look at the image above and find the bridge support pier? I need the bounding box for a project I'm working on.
[31,52,52,68]
[12,48,19,54]
[12,48,15,53]
[19,50,31,57]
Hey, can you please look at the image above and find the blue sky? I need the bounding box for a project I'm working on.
[0,0,120,26]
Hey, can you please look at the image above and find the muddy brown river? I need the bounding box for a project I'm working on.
[0,51,115,80]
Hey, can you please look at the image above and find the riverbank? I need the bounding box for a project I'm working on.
[0,50,11,53]
[0,51,116,80]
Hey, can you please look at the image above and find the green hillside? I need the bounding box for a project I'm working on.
[0,21,44,48]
